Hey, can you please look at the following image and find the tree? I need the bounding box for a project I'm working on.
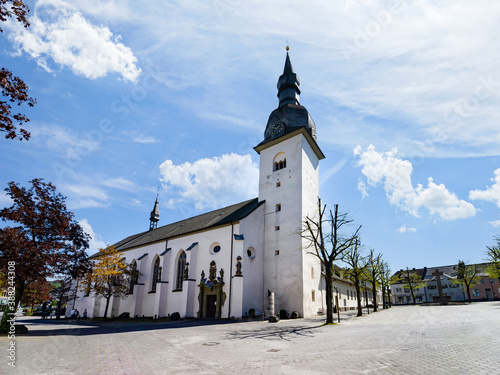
[486,237,500,279]
[456,260,481,303]
[1,1,36,141]
[20,278,51,312]
[397,268,425,305]
[342,239,367,317]
[366,249,382,312]
[379,261,392,309]
[87,245,136,318]
[301,198,361,324]
[51,276,80,319]
[0,179,89,328]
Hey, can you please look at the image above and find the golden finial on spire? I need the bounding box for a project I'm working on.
[286,39,289,51]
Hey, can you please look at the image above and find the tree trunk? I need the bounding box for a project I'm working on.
[325,269,334,324]
[371,281,378,312]
[1,281,25,328]
[355,281,363,317]
[388,289,392,307]
[381,284,386,309]
[466,284,472,303]
[104,296,111,318]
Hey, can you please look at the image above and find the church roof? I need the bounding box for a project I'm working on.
[112,198,264,253]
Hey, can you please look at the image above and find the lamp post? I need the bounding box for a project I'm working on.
[333,286,340,323]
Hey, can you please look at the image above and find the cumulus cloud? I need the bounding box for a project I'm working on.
[354,145,476,220]
[397,225,416,233]
[469,168,500,207]
[78,218,107,255]
[7,0,140,82]
[159,153,259,210]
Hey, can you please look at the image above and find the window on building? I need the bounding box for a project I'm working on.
[129,260,138,293]
[276,203,281,212]
[480,279,486,284]
[247,247,256,259]
[176,251,186,290]
[312,290,315,302]
[275,226,280,231]
[276,181,281,187]
[472,289,480,296]
[273,152,287,172]
[311,267,314,279]
[151,256,161,292]
[275,250,280,256]
[489,278,495,284]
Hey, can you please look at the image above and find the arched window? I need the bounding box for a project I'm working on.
[273,152,287,172]
[176,251,186,290]
[151,256,161,292]
[129,260,138,294]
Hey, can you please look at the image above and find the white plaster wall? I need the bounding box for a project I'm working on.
[239,204,265,317]
[300,137,323,317]
[259,133,321,317]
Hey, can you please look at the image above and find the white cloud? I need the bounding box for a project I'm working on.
[488,220,500,228]
[101,177,136,192]
[7,0,140,82]
[469,168,500,207]
[31,124,100,160]
[159,153,259,210]
[62,183,109,209]
[78,218,107,255]
[354,145,476,220]
[132,135,159,144]
[397,225,416,233]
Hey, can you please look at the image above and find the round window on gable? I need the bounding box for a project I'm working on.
[247,247,256,259]
[210,243,221,255]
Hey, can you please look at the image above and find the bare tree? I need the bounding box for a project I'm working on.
[379,261,392,309]
[342,239,366,317]
[301,198,361,324]
[366,249,382,312]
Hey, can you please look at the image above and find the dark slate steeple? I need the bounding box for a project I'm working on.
[257,48,318,147]
[149,193,160,231]
[277,50,301,107]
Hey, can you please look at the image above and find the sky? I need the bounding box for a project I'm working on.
[1,0,500,273]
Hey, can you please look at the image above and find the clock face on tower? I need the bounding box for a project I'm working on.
[271,121,285,136]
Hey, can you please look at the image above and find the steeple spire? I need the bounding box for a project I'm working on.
[149,192,160,231]
[277,48,301,107]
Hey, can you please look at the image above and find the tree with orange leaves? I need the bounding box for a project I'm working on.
[87,245,137,318]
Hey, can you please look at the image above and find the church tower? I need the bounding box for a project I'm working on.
[149,194,160,231]
[254,49,325,317]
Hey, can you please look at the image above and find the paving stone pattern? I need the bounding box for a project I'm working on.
[1,302,499,374]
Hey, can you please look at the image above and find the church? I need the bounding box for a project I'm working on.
[73,50,327,319]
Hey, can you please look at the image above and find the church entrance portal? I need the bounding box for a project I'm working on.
[206,295,217,318]
[197,260,226,319]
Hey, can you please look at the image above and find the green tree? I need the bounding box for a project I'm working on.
[486,237,500,279]
[456,260,481,303]
[397,267,425,305]
[342,239,367,317]
[0,179,89,329]
[301,198,361,324]
[87,245,137,318]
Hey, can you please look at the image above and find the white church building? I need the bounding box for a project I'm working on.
[73,51,329,319]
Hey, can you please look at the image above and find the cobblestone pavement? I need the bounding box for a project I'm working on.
[1,302,499,375]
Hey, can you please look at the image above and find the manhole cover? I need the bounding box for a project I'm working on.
[203,342,220,346]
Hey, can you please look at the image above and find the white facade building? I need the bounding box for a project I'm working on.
[72,52,329,319]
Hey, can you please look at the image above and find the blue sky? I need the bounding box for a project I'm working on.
[1,0,500,273]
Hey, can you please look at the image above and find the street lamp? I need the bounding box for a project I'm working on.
[333,286,340,323]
